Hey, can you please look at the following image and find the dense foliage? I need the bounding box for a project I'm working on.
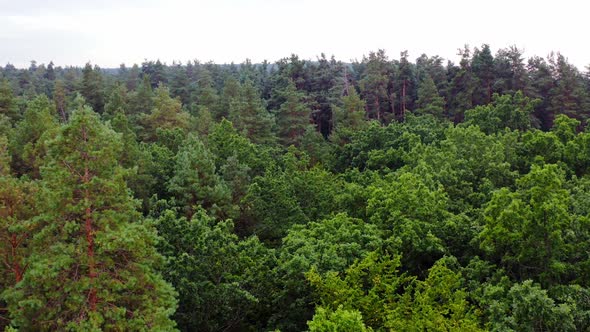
[2,45,590,331]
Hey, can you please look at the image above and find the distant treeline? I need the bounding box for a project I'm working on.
[2,45,588,135]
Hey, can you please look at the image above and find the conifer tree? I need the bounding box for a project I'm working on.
[128,75,154,119]
[494,46,529,95]
[447,46,476,122]
[229,80,275,145]
[110,110,140,168]
[53,79,68,122]
[396,50,417,119]
[0,79,18,123]
[275,79,311,146]
[358,50,393,121]
[80,63,105,114]
[472,44,496,105]
[415,74,446,117]
[169,63,191,106]
[125,64,141,91]
[0,137,39,330]
[0,136,38,292]
[141,84,190,142]
[3,108,177,330]
[196,68,219,113]
[9,95,58,178]
[168,134,234,219]
[103,82,128,120]
[332,86,367,138]
[217,76,240,120]
[548,53,590,123]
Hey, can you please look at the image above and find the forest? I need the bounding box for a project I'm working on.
[1,44,590,331]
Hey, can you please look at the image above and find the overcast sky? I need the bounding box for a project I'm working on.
[1,0,588,69]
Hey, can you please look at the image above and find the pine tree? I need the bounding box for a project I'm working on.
[415,74,446,117]
[141,84,190,142]
[168,134,234,219]
[332,86,367,132]
[44,61,56,82]
[229,80,275,145]
[53,79,68,122]
[415,54,448,96]
[103,82,128,120]
[126,64,141,91]
[528,56,556,129]
[128,75,154,119]
[447,46,476,122]
[196,68,219,113]
[548,53,590,123]
[396,50,417,119]
[358,50,393,122]
[169,63,191,106]
[275,79,311,146]
[0,79,18,123]
[218,76,240,120]
[3,108,177,330]
[0,137,39,330]
[9,95,58,178]
[142,59,167,88]
[110,110,140,168]
[0,135,38,290]
[494,46,529,95]
[80,63,105,114]
[193,106,214,137]
[472,44,495,105]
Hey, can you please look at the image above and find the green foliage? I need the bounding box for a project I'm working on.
[140,84,189,141]
[281,213,382,275]
[168,134,234,219]
[208,118,269,175]
[9,95,58,178]
[80,63,105,114]
[552,113,580,144]
[273,213,382,330]
[332,86,367,133]
[156,208,276,332]
[229,80,276,145]
[52,80,68,122]
[485,280,576,331]
[103,82,128,119]
[4,48,590,332]
[308,306,372,332]
[3,108,177,330]
[0,79,18,122]
[415,73,446,117]
[330,121,416,172]
[358,50,393,121]
[243,152,342,243]
[275,79,312,147]
[0,135,10,175]
[195,68,219,114]
[410,125,516,212]
[464,92,539,134]
[479,164,572,284]
[128,74,154,119]
[309,252,483,331]
[0,161,39,328]
[367,172,448,271]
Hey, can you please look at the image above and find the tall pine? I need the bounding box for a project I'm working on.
[275,79,312,146]
[415,74,446,118]
[229,80,275,145]
[3,108,177,330]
